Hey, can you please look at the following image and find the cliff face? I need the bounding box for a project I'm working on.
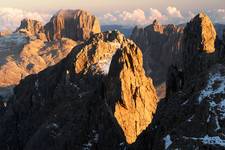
[16,18,45,39]
[130,20,183,96]
[106,36,157,143]
[0,9,103,101]
[183,12,217,81]
[131,13,225,150]
[0,19,78,101]
[0,31,157,149]
[45,9,101,41]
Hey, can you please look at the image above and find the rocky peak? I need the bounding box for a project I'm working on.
[74,30,124,76]
[106,37,158,143]
[16,18,45,36]
[0,31,158,149]
[151,19,163,33]
[44,9,101,41]
[130,21,183,88]
[75,31,158,144]
[183,12,216,53]
[183,12,217,81]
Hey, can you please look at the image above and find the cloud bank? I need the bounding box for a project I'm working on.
[0,7,224,31]
[100,6,225,26]
[0,8,50,31]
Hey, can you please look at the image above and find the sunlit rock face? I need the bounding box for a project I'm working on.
[184,12,216,53]
[45,9,101,41]
[107,37,158,143]
[0,31,158,149]
[183,12,217,81]
[74,31,123,75]
[0,34,77,87]
[0,18,78,101]
[75,30,158,143]
[131,13,225,150]
[16,18,46,40]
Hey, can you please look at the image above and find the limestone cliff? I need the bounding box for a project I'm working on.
[45,9,101,41]
[183,12,217,81]
[131,13,225,150]
[107,37,157,143]
[0,31,158,149]
[16,18,46,40]
[131,20,183,99]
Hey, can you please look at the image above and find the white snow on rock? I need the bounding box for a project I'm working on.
[163,134,172,149]
[83,130,99,150]
[46,122,59,129]
[93,41,121,75]
[198,72,225,103]
[198,71,225,122]
[187,115,195,122]
[184,135,225,147]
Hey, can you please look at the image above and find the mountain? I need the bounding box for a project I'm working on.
[0,30,158,149]
[0,9,102,102]
[131,12,225,150]
[45,9,101,41]
[130,19,225,99]
[130,20,183,99]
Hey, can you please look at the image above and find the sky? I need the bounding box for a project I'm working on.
[0,0,224,30]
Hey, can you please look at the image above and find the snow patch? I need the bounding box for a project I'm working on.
[83,130,99,150]
[163,134,172,149]
[46,123,59,129]
[184,135,225,147]
[187,115,194,122]
[198,72,225,123]
[181,99,189,106]
[96,41,121,75]
[198,73,225,103]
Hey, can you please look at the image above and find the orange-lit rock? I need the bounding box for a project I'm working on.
[107,35,158,144]
[45,9,101,41]
[184,12,216,53]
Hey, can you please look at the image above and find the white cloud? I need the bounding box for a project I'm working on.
[166,6,183,18]
[0,8,50,31]
[148,8,167,22]
[212,9,225,23]
[118,9,147,25]
[100,6,225,26]
[100,9,148,25]
[100,7,184,26]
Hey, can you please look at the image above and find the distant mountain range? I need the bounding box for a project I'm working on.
[102,23,225,40]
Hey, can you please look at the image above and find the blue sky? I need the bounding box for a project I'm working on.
[0,0,224,30]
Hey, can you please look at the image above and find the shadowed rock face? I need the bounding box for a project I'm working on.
[0,31,157,149]
[130,20,183,99]
[130,13,225,150]
[45,9,101,41]
[130,20,183,85]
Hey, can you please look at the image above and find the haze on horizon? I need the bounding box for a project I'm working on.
[0,0,224,30]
